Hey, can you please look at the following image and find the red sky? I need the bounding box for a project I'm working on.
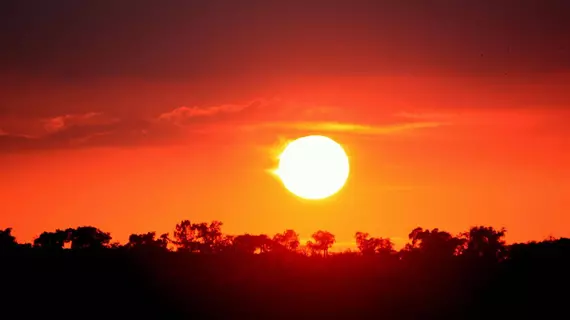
[1,1,569,249]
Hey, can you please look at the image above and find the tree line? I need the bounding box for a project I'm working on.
[1,220,567,261]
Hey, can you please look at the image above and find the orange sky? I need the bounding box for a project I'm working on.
[1,74,569,249]
[1,1,569,249]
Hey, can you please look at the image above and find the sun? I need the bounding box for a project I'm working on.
[275,135,350,200]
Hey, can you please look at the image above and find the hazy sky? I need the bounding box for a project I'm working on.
[1,0,569,248]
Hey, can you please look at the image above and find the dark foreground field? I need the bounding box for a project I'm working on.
[2,249,570,319]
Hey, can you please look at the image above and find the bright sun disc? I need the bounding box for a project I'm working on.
[276,135,350,200]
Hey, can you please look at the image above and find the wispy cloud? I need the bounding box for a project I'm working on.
[0,112,154,153]
[158,100,266,126]
[159,105,241,122]
[249,121,447,135]
[42,112,112,133]
[0,98,452,153]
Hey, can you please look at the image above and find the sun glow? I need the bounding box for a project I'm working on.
[275,135,350,200]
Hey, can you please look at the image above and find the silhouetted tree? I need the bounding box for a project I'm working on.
[232,234,273,254]
[508,237,570,261]
[108,241,123,249]
[214,235,235,253]
[69,227,112,249]
[405,227,464,258]
[462,226,507,261]
[232,234,256,254]
[298,243,317,256]
[0,228,18,251]
[5,221,570,318]
[173,220,224,253]
[173,220,198,252]
[308,230,335,257]
[355,232,395,256]
[256,234,273,253]
[33,229,70,249]
[273,229,300,252]
[193,221,223,254]
[127,232,169,252]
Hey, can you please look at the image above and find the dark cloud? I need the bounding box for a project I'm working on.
[158,100,266,126]
[42,112,117,133]
[1,0,569,81]
[0,115,176,153]
[0,98,449,152]
[0,99,270,152]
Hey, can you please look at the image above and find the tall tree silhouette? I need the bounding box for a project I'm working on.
[33,229,70,249]
[255,234,273,253]
[308,230,335,257]
[173,220,224,253]
[462,226,507,261]
[0,228,17,251]
[193,221,223,254]
[232,234,257,254]
[355,232,395,256]
[127,232,169,251]
[214,235,235,253]
[405,227,465,258]
[232,234,273,254]
[173,220,198,252]
[68,227,112,249]
[273,229,300,252]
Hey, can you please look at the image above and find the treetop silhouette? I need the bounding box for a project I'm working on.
[2,220,567,264]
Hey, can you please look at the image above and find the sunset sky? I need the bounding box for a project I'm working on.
[1,1,569,249]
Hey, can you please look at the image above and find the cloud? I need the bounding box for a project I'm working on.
[42,112,115,133]
[158,100,266,126]
[0,100,259,152]
[0,113,158,153]
[248,121,447,135]
[0,98,449,153]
